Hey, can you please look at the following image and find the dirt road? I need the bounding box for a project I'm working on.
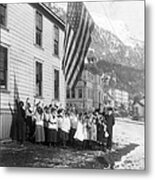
[0,118,145,170]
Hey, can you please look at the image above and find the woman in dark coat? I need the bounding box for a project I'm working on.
[16,101,26,146]
[25,101,33,141]
[97,116,105,144]
[105,107,115,150]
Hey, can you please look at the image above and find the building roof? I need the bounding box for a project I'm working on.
[133,98,145,107]
[30,3,65,30]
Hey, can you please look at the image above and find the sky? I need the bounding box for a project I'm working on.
[56,0,144,44]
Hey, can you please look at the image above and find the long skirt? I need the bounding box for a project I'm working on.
[57,128,62,143]
[17,121,26,144]
[97,124,105,143]
[47,129,57,143]
[83,126,89,140]
[26,116,33,140]
[91,125,97,141]
[69,128,76,144]
[44,127,48,143]
[87,128,92,140]
[35,125,45,142]
[44,121,49,143]
[60,130,69,142]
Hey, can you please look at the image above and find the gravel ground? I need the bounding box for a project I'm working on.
[0,119,145,170]
[113,119,145,170]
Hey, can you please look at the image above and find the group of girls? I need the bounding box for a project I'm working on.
[16,98,111,150]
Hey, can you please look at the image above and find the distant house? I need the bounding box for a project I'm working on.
[114,89,129,109]
[66,61,104,112]
[133,98,145,121]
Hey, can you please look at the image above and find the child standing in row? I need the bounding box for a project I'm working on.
[47,107,58,147]
[61,112,71,147]
[33,106,45,144]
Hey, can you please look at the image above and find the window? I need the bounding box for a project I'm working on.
[66,88,70,99]
[35,61,42,96]
[54,69,59,100]
[0,4,7,27]
[78,88,82,99]
[54,25,59,56]
[0,45,7,89]
[135,107,139,115]
[71,89,75,99]
[35,10,42,46]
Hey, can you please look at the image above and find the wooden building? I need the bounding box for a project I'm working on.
[133,97,145,121]
[66,62,104,112]
[0,3,66,139]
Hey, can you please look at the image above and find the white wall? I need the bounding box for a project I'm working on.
[0,3,66,139]
[0,3,66,109]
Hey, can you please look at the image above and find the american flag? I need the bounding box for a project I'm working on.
[62,2,94,89]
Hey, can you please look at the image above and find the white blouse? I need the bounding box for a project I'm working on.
[48,114,58,130]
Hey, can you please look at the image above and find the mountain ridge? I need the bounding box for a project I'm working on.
[89,25,144,70]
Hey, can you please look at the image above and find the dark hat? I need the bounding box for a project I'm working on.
[44,106,48,110]
[107,107,113,111]
[95,109,100,113]
[19,101,24,107]
[51,107,57,113]
[57,108,64,114]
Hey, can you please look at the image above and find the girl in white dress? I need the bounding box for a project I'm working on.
[74,113,84,149]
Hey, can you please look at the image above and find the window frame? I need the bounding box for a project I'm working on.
[0,4,7,28]
[0,45,8,90]
[54,68,59,100]
[66,88,70,99]
[35,61,43,97]
[53,24,59,56]
[71,88,75,99]
[35,10,43,47]
[78,88,83,99]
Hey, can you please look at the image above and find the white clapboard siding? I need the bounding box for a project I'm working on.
[0,3,66,139]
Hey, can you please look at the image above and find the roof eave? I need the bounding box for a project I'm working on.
[30,3,65,31]
[40,3,65,27]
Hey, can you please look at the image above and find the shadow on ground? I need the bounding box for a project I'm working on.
[0,141,139,169]
[95,143,139,169]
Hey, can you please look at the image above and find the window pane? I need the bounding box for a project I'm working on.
[36,29,42,46]
[71,89,75,98]
[0,4,6,26]
[54,69,59,100]
[36,62,42,96]
[78,89,82,99]
[54,25,59,39]
[66,88,70,99]
[0,70,5,81]
[36,11,42,30]
[54,40,59,55]
[0,45,7,89]
[54,25,59,55]
[36,11,42,46]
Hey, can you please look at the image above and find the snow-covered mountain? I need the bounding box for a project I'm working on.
[109,21,144,48]
[89,25,144,70]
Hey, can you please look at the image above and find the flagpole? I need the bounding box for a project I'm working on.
[83,65,86,113]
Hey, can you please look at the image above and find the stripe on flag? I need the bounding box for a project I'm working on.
[62,2,94,89]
